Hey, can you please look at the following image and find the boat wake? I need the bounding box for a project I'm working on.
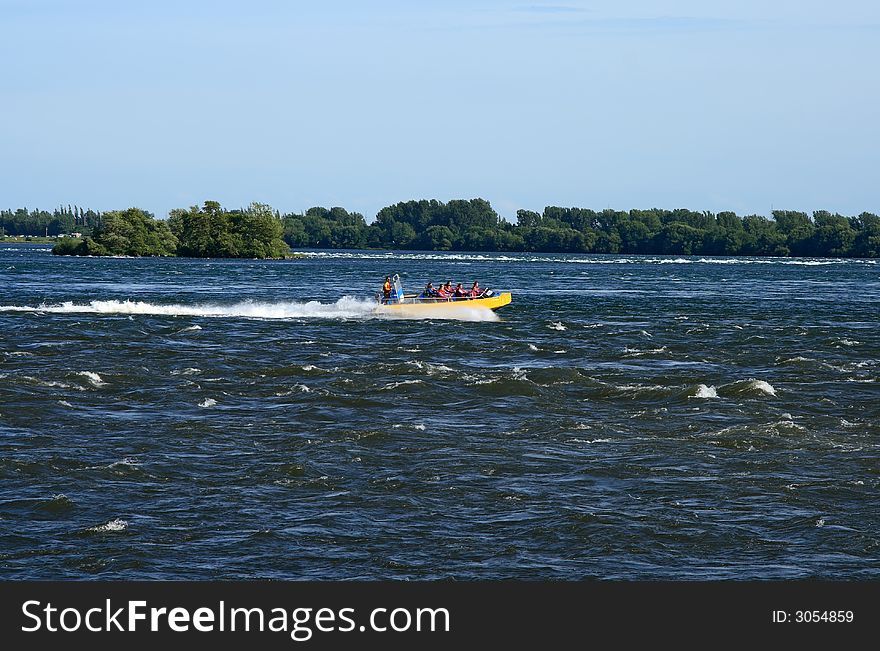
[0,297,499,322]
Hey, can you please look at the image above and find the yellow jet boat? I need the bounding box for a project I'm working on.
[376,275,512,315]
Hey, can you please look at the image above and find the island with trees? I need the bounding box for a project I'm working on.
[1,199,877,259]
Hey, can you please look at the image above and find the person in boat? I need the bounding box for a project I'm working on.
[436,283,452,299]
[469,281,482,297]
[422,282,439,298]
[454,282,468,299]
[382,276,393,303]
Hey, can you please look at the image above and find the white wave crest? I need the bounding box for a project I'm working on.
[171,367,202,376]
[382,379,424,390]
[77,371,106,387]
[198,398,217,408]
[407,360,452,372]
[623,346,668,356]
[0,297,498,322]
[727,379,777,396]
[90,518,128,532]
[749,380,777,396]
[693,384,718,399]
[778,356,813,365]
[548,321,567,331]
[21,376,81,390]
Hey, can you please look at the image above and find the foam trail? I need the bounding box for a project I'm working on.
[0,297,498,322]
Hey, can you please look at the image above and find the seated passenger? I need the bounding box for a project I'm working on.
[469,281,482,297]
[454,283,468,298]
[422,282,439,298]
[436,284,451,299]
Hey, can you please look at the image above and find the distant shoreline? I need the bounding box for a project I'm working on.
[5,199,879,260]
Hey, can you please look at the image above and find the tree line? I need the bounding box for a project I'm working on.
[1,206,100,237]
[282,201,880,258]
[13,198,876,258]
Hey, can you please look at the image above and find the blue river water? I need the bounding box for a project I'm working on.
[1,245,878,579]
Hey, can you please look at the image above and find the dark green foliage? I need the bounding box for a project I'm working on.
[51,237,87,255]
[279,201,874,258]
[2,205,100,236]
[52,208,175,256]
[33,199,880,258]
[169,201,287,258]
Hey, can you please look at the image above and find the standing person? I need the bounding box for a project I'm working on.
[382,276,393,303]
[469,281,482,297]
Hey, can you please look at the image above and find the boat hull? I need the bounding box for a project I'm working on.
[376,292,511,315]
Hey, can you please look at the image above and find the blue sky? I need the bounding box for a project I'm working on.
[1,0,878,220]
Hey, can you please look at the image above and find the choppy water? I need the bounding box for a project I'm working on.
[1,245,878,579]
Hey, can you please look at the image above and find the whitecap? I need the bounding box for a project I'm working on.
[382,379,423,390]
[511,366,529,381]
[693,384,718,399]
[90,518,128,532]
[726,378,777,397]
[747,380,777,396]
[623,346,668,356]
[171,367,202,376]
[77,371,106,387]
[548,322,567,331]
[177,324,202,333]
[22,376,80,390]
[778,356,813,365]
[528,344,540,351]
[406,360,453,374]
[198,398,217,408]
